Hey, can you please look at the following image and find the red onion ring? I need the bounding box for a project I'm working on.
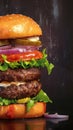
[0,45,12,50]
[44,113,69,119]
[0,45,41,54]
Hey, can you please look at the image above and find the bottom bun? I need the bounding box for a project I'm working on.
[0,102,46,119]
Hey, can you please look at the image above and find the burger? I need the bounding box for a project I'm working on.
[0,14,54,119]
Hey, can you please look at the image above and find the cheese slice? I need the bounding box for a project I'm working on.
[27,36,39,41]
[0,82,25,88]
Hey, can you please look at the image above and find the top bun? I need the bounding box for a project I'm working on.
[0,14,42,39]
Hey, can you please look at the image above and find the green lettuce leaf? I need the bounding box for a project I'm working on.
[0,97,17,106]
[32,89,52,103]
[26,90,52,112]
[26,100,35,112]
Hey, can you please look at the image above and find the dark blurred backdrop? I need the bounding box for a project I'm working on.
[0,0,73,117]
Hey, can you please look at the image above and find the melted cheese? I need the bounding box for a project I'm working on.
[0,82,25,88]
[27,36,39,41]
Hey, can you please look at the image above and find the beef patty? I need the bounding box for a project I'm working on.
[0,68,41,82]
[0,80,41,99]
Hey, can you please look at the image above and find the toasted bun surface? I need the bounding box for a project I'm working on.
[0,102,46,119]
[0,14,42,39]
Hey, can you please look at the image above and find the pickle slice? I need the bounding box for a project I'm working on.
[12,39,42,46]
[0,40,9,46]
[17,97,30,104]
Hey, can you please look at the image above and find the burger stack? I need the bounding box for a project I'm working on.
[0,14,54,119]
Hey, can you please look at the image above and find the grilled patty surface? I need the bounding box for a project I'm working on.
[0,68,41,82]
[0,80,41,99]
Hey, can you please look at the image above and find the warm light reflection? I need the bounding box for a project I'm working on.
[0,118,46,130]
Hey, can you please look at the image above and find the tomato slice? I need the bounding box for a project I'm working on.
[6,105,15,118]
[0,50,43,62]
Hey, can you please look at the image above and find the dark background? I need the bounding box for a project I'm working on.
[0,0,73,117]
